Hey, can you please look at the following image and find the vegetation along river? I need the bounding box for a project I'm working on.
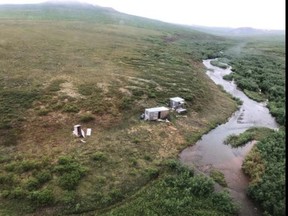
[179,59,279,216]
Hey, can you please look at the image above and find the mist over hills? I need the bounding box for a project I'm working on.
[189,25,285,37]
[0,1,284,37]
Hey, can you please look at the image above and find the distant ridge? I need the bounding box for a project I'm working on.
[189,25,285,36]
[227,27,285,36]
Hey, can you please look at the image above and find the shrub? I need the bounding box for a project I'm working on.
[0,173,18,187]
[212,190,238,214]
[143,154,152,161]
[6,187,28,200]
[189,175,214,197]
[20,160,41,172]
[55,156,87,190]
[37,109,50,116]
[210,169,227,187]
[224,132,255,147]
[26,178,41,191]
[35,170,52,184]
[63,104,80,113]
[46,79,65,92]
[58,171,82,190]
[60,191,77,205]
[91,152,107,162]
[79,113,95,123]
[145,167,159,179]
[28,189,55,206]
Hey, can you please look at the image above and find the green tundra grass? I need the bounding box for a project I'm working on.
[3,3,285,216]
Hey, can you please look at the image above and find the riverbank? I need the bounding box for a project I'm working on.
[179,59,279,216]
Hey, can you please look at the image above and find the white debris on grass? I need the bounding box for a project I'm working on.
[86,128,92,136]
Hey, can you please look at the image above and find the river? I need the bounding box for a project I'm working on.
[179,59,279,216]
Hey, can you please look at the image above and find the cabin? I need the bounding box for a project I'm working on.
[144,106,169,121]
[170,97,185,109]
[169,97,187,114]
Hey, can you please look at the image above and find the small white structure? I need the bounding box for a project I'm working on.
[144,106,169,121]
[170,97,185,109]
[73,124,85,138]
[170,97,187,114]
[86,128,92,136]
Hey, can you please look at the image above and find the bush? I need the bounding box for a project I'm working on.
[0,173,18,187]
[19,160,42,172]
[91,152,107,162]
[145,168,159,179]
[55,156,87,190]
[189,175,214,197]
[223,74,233,81]
[6,187,28,200]
[26,178,41,191]
[63,104,80,113]
[210,169,227,187]
[28,189,54,206]
[35,170,52,184]
[79,113,95,123]
[224,132,255,147]
[59,171,82,190]
[143,154,152,161]
[212,191,239,213]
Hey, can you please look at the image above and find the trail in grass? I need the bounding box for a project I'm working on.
[179,59,278,216]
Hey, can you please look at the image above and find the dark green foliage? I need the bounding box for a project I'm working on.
[4,160,42,173]
[224,40,285,126]
[26,178,41,191]
[35,170,52,184]
[5,187,28,200]
[231,96,243,106]
[78,83,101,96]
[106,165,238,216]
[0,89,40,146]
[46,79,65,92]
[54,156,87,191]
[210,60,228,69]
[143,154,152,161]
[210,169,227,187]
[79,113,95,123]
[225,132,254,147]
[62,104,80,113]
[59,171,83,191]
[19,160,42,172]
[243,130,285,216]
[211,191,237,213]
[28,189,55,206]
[223,74,233,81]
[235,78,259,91]
[144,167,159,180]
[119,97,134,110]
[91,152,107,162]
[0,173,18,188]
[224,127,275,148]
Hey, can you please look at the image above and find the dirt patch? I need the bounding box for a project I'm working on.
[59,82,83,98]
[97,82,109,93]
[119,87,132,96]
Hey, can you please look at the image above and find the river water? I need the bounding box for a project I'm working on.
[179,59,279,216]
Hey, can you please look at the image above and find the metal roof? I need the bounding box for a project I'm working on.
[145,106,169,112]
[170,97,184,102]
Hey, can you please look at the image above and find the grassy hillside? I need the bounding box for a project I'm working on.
[0,3,241,215]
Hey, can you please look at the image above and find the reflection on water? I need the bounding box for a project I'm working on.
[179,59,278,216]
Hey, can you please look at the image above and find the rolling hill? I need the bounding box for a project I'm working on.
[0,2,246,215]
